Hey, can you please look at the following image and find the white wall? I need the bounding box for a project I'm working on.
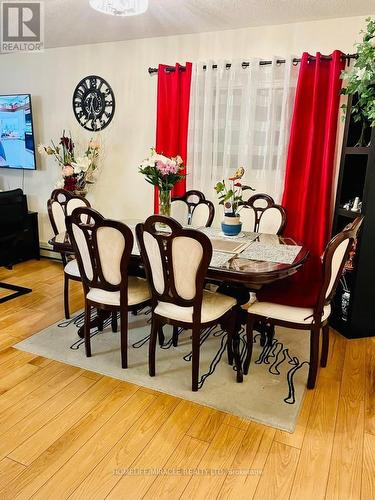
[0,14,373,245]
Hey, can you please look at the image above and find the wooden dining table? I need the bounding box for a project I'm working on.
[49,219,309,382]
[49,220,308,287]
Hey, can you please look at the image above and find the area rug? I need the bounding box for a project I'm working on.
[15,309,309,432]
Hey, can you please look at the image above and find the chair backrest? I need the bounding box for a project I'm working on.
[241,193,286,234]
[47,189,90,236]
[171,190,215,227]
[66,207,133,299]
[136,215,212,321]
[314,217,362,321]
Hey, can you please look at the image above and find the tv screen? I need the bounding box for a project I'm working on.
[0,94,36,170]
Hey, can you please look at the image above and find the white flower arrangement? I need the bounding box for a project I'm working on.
[38,131,100,192]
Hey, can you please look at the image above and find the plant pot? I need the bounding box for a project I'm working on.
[221,215,242,236]
[74,188,88,198]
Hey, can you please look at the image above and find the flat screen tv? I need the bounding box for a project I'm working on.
[0,94,36,170]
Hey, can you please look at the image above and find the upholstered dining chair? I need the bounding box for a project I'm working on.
[47,189,90,318]
[66,207,151,368]
[244,219,362,390]
[241,193,286,235]
[136,215,237,391]
[171,190,215,227]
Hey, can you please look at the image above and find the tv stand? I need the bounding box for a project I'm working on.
[0,190,40,263]
[19,211,40,263]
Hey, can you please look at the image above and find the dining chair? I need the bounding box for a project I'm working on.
[241,193,286,235]
[244,218,362,389]
[136,215,237,391]
[66,207,151,368]
[47,189,90,318]
[171,190,215,227]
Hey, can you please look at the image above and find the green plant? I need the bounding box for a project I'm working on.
[341,17,375,126]
[214,168,254,216]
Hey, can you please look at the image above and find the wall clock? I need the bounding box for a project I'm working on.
[72,75,115,131]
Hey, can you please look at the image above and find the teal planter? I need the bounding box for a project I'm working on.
[221,215,242,236]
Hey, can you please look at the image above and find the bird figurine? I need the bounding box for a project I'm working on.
[229,166,245,181]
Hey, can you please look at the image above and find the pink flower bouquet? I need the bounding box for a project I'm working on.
[139,148,185,190]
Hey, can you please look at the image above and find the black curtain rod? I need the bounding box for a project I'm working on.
[148,53,358,74]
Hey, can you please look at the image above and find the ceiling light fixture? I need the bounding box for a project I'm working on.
[89,0,149,17]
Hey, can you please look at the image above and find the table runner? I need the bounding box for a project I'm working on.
[240,242,302,265]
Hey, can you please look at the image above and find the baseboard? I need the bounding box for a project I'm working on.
[39,243,62,261]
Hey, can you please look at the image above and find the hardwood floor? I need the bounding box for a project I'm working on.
[0,259,373,499]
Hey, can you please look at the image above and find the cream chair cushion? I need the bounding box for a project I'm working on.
[248,300,331,324]
[170,200,189,226]
[154,289,236,324]
[96,226,125,286]
[172,236,203,300]
[257,207,284,234]
[64,259,80,278]
[191,204,210,227]
[86,277,150,307]
[51,201,66,234]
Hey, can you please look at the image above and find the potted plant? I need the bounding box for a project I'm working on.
[214,167,254,236]
[139,148,185,216]
[341,17,375,146]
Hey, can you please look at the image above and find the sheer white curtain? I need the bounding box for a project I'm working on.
[187,58,298,203]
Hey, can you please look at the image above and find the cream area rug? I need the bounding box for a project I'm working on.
[15,309,309,432]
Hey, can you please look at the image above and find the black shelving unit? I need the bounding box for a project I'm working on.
[330,94,375,338]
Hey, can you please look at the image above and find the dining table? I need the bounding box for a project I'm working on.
[49,219,309,382]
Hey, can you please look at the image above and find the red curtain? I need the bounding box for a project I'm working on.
[154,62,192,213]
[258,51,345,307]
[282,50,345,257]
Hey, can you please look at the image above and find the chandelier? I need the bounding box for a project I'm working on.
[89,0,149,16]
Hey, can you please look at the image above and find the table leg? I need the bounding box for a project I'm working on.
[218,284,250,383]
[257,321,275,347]
[77,309,111,338]
[222,305,247,382]
[231,305,245,382]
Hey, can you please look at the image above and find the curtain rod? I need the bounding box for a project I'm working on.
[148,53,358,74]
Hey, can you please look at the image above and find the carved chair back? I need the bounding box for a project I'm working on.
[242,193,286,234]
[313,217,363,322]
[66,207,133,302]
[171,190,215,227]
[136,215,212,322]
[47,189,90,236]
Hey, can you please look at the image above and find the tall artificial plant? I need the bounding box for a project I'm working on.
[341,17,375,127]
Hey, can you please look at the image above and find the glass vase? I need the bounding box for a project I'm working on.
[158,188,171,217]
[74,188,88,198]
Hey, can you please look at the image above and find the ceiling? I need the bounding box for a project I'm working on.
[45,0,374,48]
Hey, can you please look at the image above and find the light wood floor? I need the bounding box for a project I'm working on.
[0,259,373,500]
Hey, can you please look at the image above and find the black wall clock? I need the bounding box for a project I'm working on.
[72,75,115,131]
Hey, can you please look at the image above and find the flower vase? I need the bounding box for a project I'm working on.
[158,188,172,217]
[341,290,351,322]
[74,188,88,198]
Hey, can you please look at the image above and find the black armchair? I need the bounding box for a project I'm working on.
[0,189,32,303]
